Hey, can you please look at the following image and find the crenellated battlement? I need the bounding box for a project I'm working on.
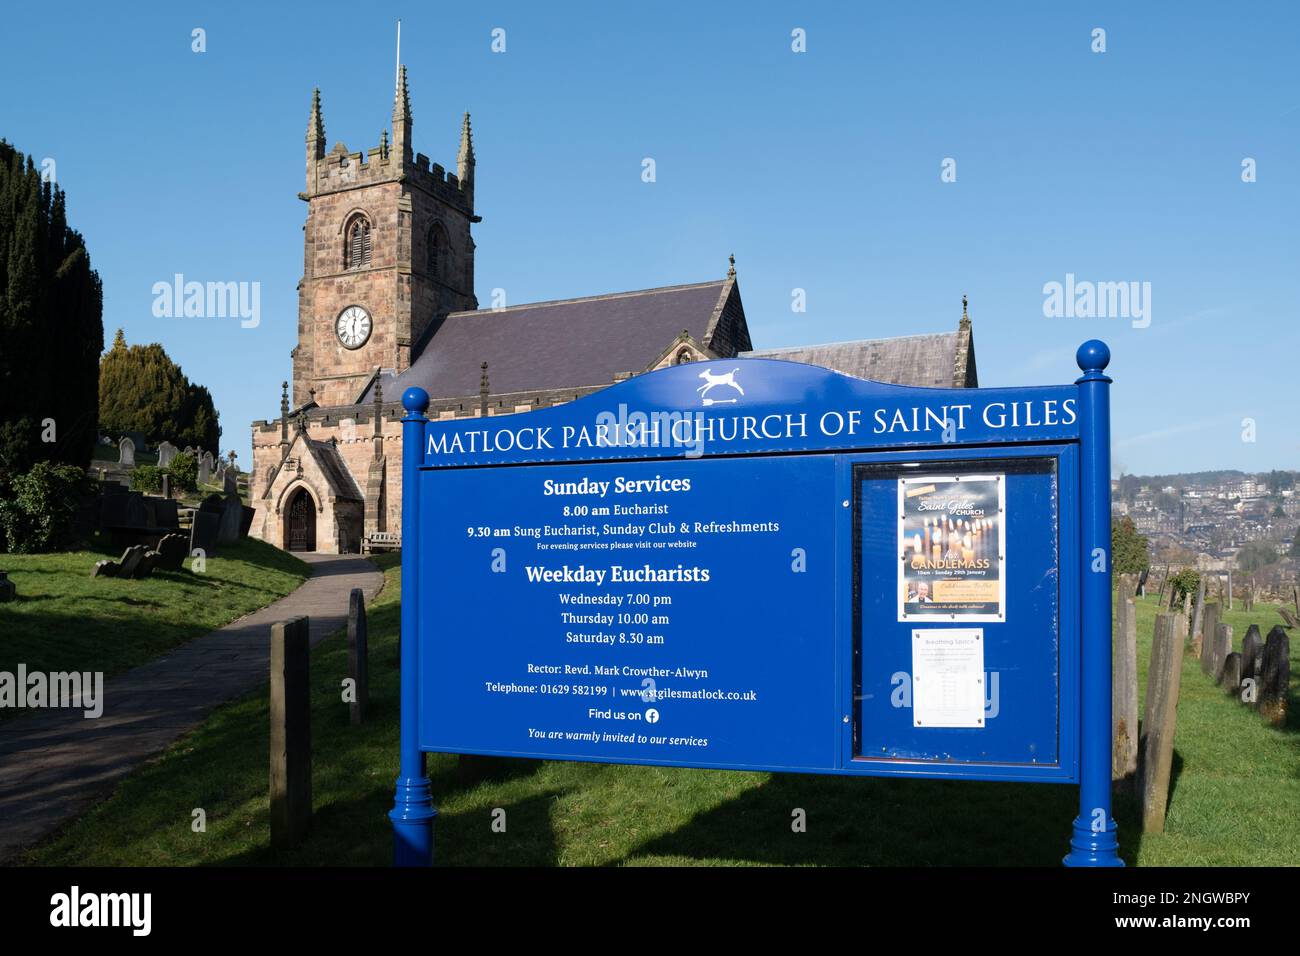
[307,141,472,214]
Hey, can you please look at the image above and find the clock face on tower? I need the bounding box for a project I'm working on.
[335,305,372,350]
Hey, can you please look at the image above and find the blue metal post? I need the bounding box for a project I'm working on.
[1064,340,1123,867]
[390,386,436,866]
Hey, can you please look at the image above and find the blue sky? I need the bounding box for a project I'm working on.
[2,1,1296,475]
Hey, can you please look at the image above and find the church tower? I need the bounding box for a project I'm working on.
[293,69,479,408]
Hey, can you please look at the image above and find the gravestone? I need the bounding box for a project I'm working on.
[1210,623,1232,684]
[156,441,178,467]
[1221,652,1243,697]
[155,533,189,571]
[1241,624,1263,683]
[223,468,239,496]
[153,498,180,531]
[217,494,243,545]
[1189,577,1206,657]
[348,588,369,725]
[118,436,135,467]
[90,559,119,578]
[100,493,130,529]
[189,509,220,558]
[0,571,15,602]
[1140,612,1186,834]
[1199,603,1221,674]
[161,473,171,499]
[199,493,225,514]
[199,451,213,485]
[133,549,159,579]
[116,545,150,579]
[270,616,312,848]
[1259,626,1291,727]
[123,492,151,529]
[1112,587,1138,791]
[239,505,256,539]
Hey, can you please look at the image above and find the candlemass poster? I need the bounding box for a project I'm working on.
[898,474,1006,622]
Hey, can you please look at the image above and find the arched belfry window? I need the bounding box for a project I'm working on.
[428,222,450,282]
[345,215,372,269]
[674,348,694,365]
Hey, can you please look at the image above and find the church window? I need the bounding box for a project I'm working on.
[674,348,694,365]
[345,215,372,269]
[428,222,450,282]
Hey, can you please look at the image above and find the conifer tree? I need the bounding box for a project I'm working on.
[98,330,221,451]
[0,140,104,486]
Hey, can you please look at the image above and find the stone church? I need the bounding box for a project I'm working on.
[250,70,979,554]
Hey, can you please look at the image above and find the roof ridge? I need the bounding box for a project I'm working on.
[444,280,727,318]
[743,330,957,352]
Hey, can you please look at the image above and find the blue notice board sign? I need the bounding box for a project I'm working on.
[390,341,1121,867]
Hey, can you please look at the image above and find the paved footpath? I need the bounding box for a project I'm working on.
[0,553,383,861]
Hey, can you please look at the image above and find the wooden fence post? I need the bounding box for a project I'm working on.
[270,616,311,848]
[348,588,369,725]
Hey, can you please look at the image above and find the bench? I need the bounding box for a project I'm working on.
[362,532,401,554]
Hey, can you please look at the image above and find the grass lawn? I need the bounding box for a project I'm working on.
[24,558,1298,867]
[1115,592,1300,865]
[0,534,309,709]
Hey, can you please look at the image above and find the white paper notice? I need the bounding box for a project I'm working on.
[911,628,985,728]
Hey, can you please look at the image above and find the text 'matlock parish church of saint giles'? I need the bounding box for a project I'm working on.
[249,69,980,554]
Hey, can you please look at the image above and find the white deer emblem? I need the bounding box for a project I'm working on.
[697,367,744,405]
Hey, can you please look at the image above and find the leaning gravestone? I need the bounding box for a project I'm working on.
[116,545,150,579]
[1259,626,1291,727]
[90,559,119,578]
[199,451,213,485]
[1241,624,1263,682]
[155,533,189,571]
[118,436,135,467]
[239,505,256,539]
[156,441,177,467]
[1221,652,1243,697]
[217,494,244,546]
[133,549,160,579]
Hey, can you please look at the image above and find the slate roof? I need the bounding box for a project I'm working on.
[305,438,362,501]
[361,281,731,403]
[742,330,976,388]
